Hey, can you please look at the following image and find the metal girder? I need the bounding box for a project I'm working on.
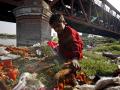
[49,0,60,6]
[66,16,120,39]
[105,0,120,15]
[0,0,23,6]
[55,0,120,39]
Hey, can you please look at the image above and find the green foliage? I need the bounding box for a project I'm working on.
[110,45,120,51]
[80,51,117,76]
[51,36,58,42]
[94,43,120,54]
[0,33,16,39]
[82,41,120,76]
[41,45,54,57]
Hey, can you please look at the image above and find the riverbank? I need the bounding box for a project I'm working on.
[0,34,16,39]
[0,41,119,89]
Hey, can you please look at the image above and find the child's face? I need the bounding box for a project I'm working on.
[51,22,64,34]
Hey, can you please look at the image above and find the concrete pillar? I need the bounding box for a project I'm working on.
[14,0,52,46]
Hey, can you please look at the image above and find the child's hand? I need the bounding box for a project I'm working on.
[72,59,80,69]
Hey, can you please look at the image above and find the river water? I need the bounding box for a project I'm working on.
[0,38,16,46]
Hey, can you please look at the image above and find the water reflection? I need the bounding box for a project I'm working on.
[0,38,16,46]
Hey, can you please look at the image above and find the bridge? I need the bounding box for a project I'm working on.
[48,0,120,39]
[0,0,120,46]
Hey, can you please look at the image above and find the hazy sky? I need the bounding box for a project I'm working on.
[108,0,120,12]
[0,21,16,34]
[0,0,120,34]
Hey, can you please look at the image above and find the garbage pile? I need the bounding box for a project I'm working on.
[0,42,61,90]
[0,42,120,90]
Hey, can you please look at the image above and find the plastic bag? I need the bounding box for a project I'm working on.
[13,72,45,90]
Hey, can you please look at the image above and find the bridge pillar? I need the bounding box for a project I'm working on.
[14,0,52,46]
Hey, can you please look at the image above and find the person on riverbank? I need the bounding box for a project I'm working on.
[49,13,84,69]
[49,13,84,89]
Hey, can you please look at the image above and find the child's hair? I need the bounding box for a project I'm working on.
[49,13,65,25]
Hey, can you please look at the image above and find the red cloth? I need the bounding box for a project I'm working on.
[7,68,19,80]
[58,25,83,60]
[0,60,13,68]
[47,41,58,48]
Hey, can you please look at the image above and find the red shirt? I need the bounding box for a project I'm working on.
[58,25,83,60]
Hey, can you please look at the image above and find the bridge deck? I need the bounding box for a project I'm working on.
[0,0,120,39]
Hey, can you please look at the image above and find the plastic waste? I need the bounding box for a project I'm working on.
[32,43,41,47]
[0,56,12,60]
[6,54,20,60]
[0,54,20,60]
[36,49,41,56]
[0,47,9,55]
[13,72,45,90]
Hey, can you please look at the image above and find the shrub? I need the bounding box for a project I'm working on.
[80,51,117,76]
